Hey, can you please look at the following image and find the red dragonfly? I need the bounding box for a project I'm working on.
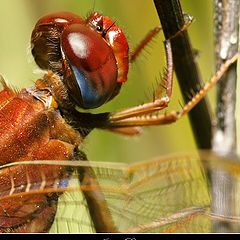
[0,2,239,233]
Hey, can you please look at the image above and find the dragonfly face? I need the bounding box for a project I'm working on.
[31,11,129,109]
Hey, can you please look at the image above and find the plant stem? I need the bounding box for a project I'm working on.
[211,0,240,233]
[153,0,212,149]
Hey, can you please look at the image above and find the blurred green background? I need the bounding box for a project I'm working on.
[0,0,214,164]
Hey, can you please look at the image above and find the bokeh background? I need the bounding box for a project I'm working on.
[0,0,215,164]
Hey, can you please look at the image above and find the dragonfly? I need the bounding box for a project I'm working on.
[0,1,239,233]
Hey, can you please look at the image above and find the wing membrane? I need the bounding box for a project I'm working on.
[1,151,240,233]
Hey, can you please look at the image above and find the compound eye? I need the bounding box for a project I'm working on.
[61,24,118,109]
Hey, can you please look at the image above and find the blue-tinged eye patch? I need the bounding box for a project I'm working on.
[71,65,104,109]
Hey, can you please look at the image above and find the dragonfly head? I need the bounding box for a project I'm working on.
[31,11,129,109]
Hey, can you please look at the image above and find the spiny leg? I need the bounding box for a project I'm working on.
[130,26,162,63]
[129,14,193,63]
[108,40,173,122]
[100,27,163,136]
[104,53,239,128]
[107,15,193,123]
[168,13,194,41]
[130,13,193,98]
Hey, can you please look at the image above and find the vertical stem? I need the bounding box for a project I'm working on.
[212,0,240,233]
[153,0,212,150]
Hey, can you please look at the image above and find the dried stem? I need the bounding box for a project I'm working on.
[211,0,240,233]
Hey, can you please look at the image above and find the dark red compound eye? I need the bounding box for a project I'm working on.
[86,12,129,84]
[61,24,118,108]
[31,11,129,109]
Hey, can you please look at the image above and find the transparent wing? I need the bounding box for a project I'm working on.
[1,151,240,233]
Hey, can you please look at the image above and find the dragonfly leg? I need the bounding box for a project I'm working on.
[99,16,195,130]
[129,14,193,63]
[102,53,239,128]
[76,150,118,233]
[130,26,162,63]
[105,40,174,125]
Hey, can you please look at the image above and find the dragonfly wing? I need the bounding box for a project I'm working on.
[1,151,240,233]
